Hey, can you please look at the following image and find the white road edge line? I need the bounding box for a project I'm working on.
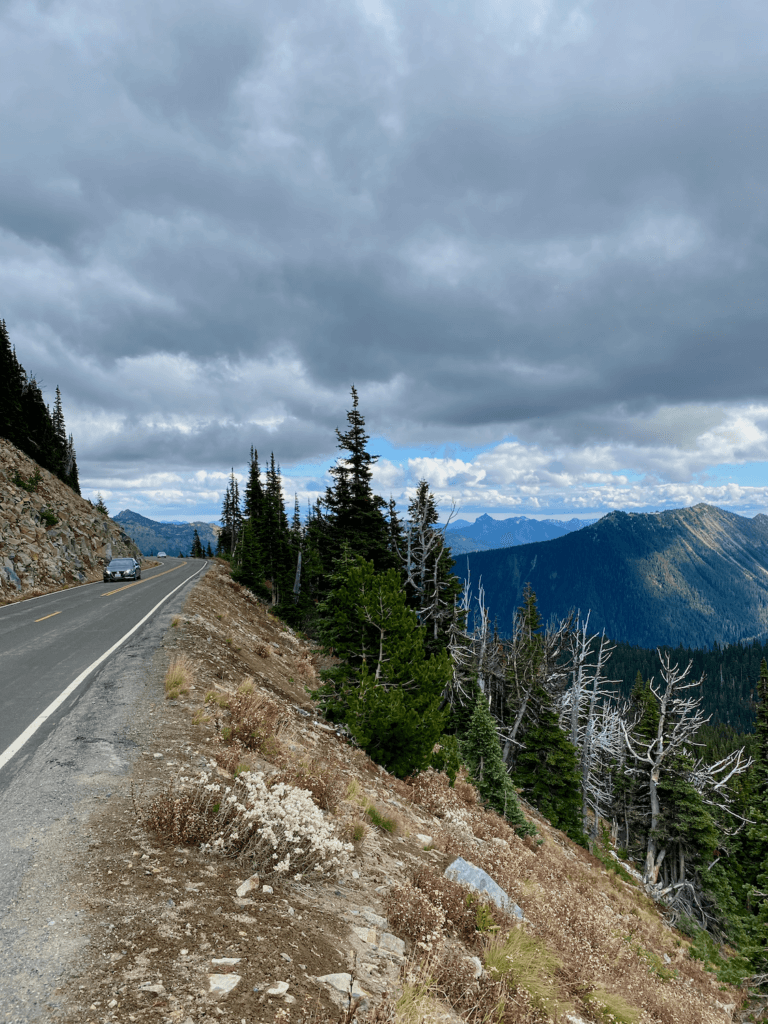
[0,563,207,773]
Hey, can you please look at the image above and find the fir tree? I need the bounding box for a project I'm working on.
[504,585,586,843]
[313,556,451,776]
[191,529,204,558]
[461,693,536,836]
[258,454,293,606]
[746,659,768,972]
[218,471,242,556]
[402,480,462,657]
[206,541,214,558]
[321,387,393,574]
[95,493,109,515]
[0,319,80,492]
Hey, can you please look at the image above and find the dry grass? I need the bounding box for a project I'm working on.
[164,655,193,699]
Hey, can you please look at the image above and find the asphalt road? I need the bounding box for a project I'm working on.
[0,557,208,779]
[0,556,210,1022]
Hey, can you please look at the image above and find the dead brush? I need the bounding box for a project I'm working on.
[384,882,445,952]
[276,757,344,812]
[164,655,193,699]
[255,641,270,658]
[135,777,236,846]
[411,864,503,944]
[226,689,287,759]
[409,767,477,818]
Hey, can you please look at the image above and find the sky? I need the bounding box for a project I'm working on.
[4,0,768,523]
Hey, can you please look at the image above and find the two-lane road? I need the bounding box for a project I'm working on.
[0,557,207,773]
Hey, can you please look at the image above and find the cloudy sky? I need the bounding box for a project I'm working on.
[3,0,768,522]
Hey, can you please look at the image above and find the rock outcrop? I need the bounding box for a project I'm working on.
[0,438,141,601]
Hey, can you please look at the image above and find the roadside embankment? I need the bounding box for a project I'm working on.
[42,564,745,1024]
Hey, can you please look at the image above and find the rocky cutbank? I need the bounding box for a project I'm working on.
[0,438,140,601]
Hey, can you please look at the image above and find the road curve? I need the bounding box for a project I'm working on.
[0,557,208,777]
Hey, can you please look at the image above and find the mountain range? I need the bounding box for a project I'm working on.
[444,513,597,555]
[114,509,220,556]
[457,504,768,649]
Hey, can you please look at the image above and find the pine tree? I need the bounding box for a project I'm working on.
[461,694,536,836]
[95,493,109,515]
[191,529,204,558]
[206,542,214,558]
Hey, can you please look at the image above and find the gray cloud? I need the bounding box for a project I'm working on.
[3,0,768,513]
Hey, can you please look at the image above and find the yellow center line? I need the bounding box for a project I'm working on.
[101,564,181,597]
[35,610,62,623]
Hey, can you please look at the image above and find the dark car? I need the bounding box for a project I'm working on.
[103,557,141,582]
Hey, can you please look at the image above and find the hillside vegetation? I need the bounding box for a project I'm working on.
[64,563,750,1024]
[201,389,768,1008]
[459,505,768,649]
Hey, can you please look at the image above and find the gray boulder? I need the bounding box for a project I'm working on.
[444,857,524,920]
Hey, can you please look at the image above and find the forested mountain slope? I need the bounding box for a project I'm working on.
[114,509,219,556]
[445,512,596,555]
[457,504,768,649]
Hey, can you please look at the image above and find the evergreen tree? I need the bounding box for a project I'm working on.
[218,471,242,556]
[321,387,393,574]
[232,516,267,596]
[95,493,109,515]
[191,529,204,558]
[243,447,263,521]
[746,659,768,972]
[402,480,462,657]
[206,542,214,558]
[258,454,293,606]
[504,585,586,843]
[461,693,536,836]
[0,319,23,448]
[0,319,80,492]
[513,707,587,845]
[314,556,451,777]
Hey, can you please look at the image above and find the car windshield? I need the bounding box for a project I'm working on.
[107,559,135,569]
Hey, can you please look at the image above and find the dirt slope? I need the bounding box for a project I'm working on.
[47,565,748,1024]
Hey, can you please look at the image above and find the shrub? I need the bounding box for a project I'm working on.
[141,768,352,880]
[411,864,494,944]
[13,468,41,492]
[40,506,58,527]
[384,882,445,951]
[365,804,398,833]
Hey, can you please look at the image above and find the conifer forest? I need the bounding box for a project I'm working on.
[0,319,80,493]
[218,388,768,988]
